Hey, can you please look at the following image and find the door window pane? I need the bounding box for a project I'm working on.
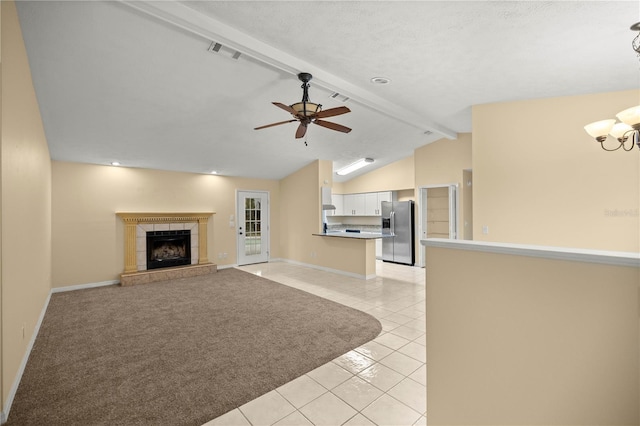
[245,197,262,256]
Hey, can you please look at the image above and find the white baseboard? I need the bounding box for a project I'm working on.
[216,264,238,270]
[2,291,52,424]
[51,279,119,294]
[278,258,374,280]
[3,279,120,423]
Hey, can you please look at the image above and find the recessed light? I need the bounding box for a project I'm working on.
[210,171,218,175]
[111,161,120,166]
[370,77,391,85]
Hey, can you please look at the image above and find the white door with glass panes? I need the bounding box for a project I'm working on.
[237,191,269,265]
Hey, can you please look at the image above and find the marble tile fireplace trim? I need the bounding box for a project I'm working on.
[116,212,216,286]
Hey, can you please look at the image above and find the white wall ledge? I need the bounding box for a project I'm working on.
[421,238,640,268]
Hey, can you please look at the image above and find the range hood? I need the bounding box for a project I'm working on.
[321,186,335,211]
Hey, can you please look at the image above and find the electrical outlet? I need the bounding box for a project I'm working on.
[482,225,489,235]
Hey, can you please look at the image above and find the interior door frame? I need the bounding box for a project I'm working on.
[236,190,270,266]
[417,184,459,267]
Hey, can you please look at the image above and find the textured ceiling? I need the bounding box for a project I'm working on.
[15,1,640,182]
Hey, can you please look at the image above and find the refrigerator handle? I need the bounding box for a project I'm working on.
[390,211,395,235]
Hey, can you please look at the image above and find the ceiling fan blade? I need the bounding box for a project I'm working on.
[295,123,307,139]
[314,106,351,119]
[314,119,352,134]
[254,119,297,130]
[273,102,299,116]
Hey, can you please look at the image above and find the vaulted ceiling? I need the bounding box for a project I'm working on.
[15,1,640,182]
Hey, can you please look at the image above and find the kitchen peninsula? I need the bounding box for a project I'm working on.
[312,231,390,279]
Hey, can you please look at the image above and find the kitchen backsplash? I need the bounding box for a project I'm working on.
[327,224,382,233]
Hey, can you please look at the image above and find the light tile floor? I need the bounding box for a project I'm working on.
[203,260,426,426]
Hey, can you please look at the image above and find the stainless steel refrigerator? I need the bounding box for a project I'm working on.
[381,200,415,265]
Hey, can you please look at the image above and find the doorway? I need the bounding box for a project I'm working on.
[237,190,270,265]
[418,184,458,267]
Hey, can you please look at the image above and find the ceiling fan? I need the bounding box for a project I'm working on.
[254,72,352,139]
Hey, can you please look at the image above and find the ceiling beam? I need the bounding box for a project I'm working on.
[119,0,458,140]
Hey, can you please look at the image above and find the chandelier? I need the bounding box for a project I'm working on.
[584,106,640,151]
[633,22,640,58]
[582,23,640,151]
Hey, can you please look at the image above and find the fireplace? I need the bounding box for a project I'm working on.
[146,230,191,270]
[116,212,216,286]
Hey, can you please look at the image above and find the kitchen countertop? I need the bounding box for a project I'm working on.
[313,231,392,239]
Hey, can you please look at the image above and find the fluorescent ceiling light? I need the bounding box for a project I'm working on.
[336,158,374,176]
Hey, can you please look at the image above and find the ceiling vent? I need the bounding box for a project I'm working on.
[329,92,350,103]
[207,41,241,60]
[424,130,434,136]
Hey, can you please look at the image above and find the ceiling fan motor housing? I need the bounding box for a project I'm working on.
[298,72,313,83]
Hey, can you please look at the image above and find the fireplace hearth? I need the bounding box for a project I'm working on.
[147,230,191,270]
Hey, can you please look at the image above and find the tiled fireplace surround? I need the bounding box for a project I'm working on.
[117,212,216,286]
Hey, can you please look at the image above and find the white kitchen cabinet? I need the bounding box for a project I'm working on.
[378,191,392,204]
[343,193,365,215]
[333,191,394,216]
[364,192,379,215]
[366,191,393,216]
[330,194,344,216]
[342,194,353,215]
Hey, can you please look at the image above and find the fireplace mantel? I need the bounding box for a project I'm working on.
[116,212,216,285]
[117,212,214,224]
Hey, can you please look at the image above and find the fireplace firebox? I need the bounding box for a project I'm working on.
[146,230,191,270]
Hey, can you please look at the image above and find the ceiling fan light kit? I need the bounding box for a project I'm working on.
[254,72,352,140]
[290,101,321,117]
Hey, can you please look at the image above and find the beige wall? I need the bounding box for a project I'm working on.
[279,160,323,264]
[52,162,280,287]
[414,133,473,236]
[338,155,415,194]
[473,90,640,252]
[415,133,472,186]
[279,159,375,277]
[426,244,639,425]
[1,0,52,411]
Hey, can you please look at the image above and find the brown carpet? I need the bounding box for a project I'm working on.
[6,268,381,426]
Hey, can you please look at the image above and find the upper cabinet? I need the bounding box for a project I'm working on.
[364,192,378,215]
[332,191,392,216]
[343,193,365,215]
[328,194,344,216]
